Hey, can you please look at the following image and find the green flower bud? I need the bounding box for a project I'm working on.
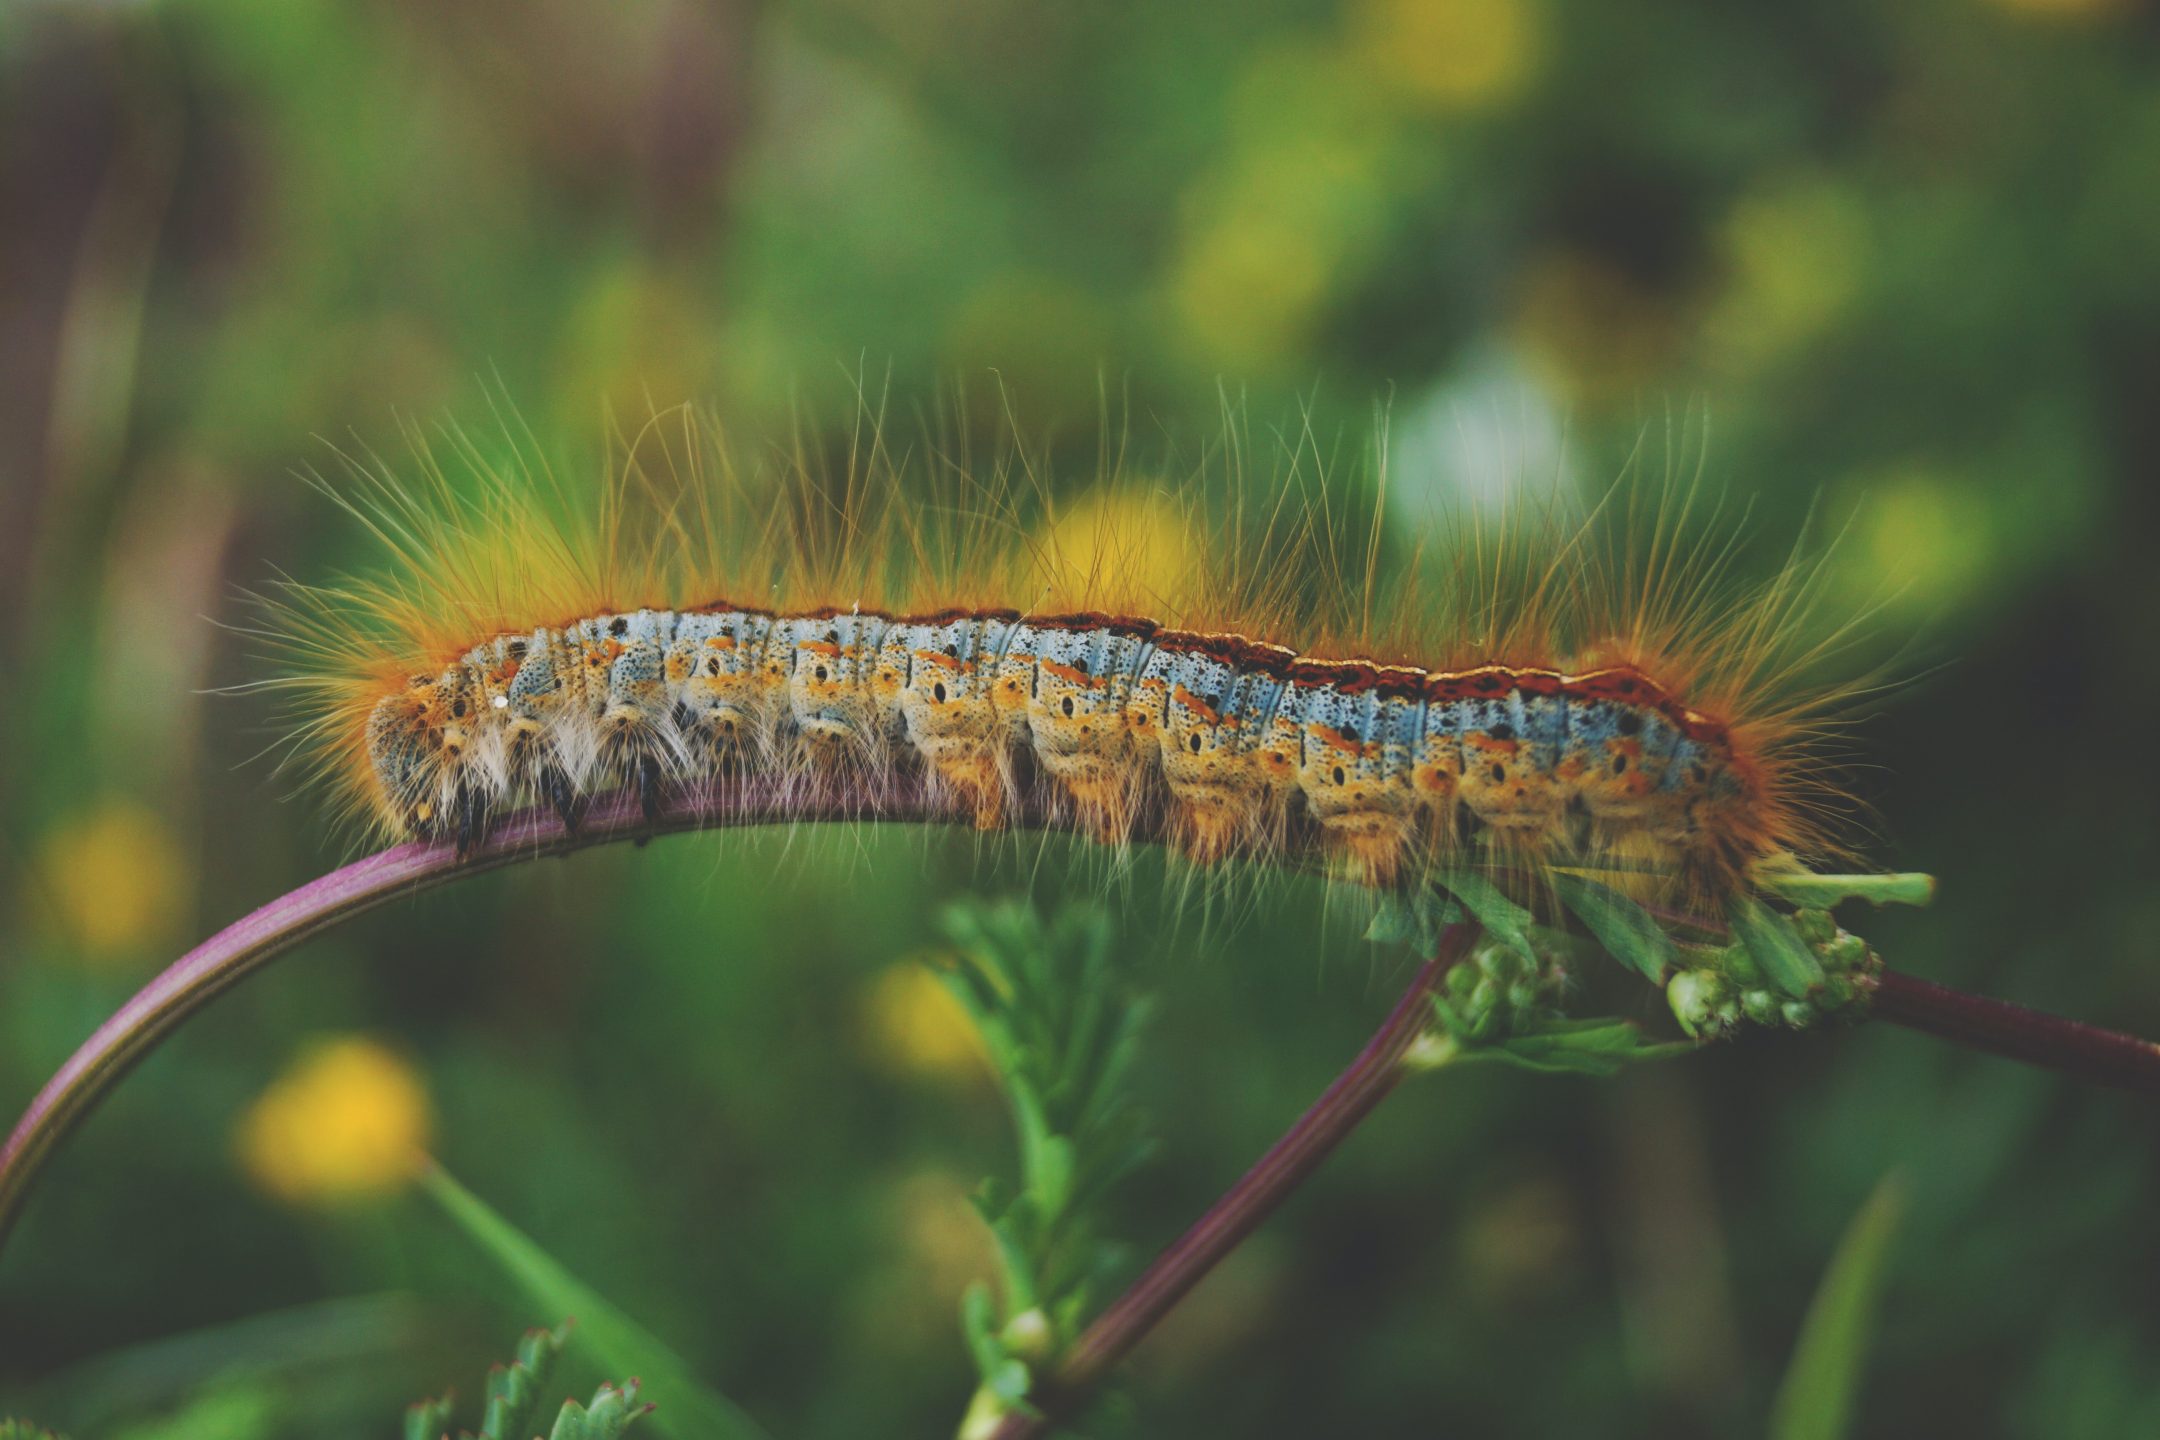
[1792,908,1837,945]
[1721,943,1763,988]
[1781,999,1817,1029]
[1000,1306,1055,1363]
[1825,934,1869,971]
[1482,945,1533,986]
[1468,977,1504,1040]
[1742,988,1783,1026]
[1668,970,1730,1038]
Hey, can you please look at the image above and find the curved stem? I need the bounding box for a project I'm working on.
[10,776,2160,1271]
[985,924,1481,1440]
[0,773,1143,1254]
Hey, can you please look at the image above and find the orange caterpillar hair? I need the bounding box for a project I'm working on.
[257,399,1882,910]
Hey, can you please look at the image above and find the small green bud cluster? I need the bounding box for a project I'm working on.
[1666,907,1880,1040]
[1435,941,1557,1043]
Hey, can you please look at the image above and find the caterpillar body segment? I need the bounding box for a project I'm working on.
[363,604,1762,891]
[1130,632,1297,865]
[887,609,1020,828]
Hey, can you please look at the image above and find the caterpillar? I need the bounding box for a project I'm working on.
[264,403,1874,909]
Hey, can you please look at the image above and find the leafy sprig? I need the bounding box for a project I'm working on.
[404,1324,652,1440]
[934,899,1158,1439]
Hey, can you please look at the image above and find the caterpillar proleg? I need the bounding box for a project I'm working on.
[263,403,1877,910]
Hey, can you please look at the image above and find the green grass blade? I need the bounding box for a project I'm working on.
[1768,1172,1907,1440]
[420,1165,773,1440]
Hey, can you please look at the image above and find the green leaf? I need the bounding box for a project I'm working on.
[545,1382,654,1440]
[1549,871,1679,984]
[404,1394,454,1440]
[472,1323,565,1440]
[1031,1134,1076,1219]
[419,1165,773,1440]
[961,1282,1006,1384]
[1768,1173,1907,1440]
[1461,1018,1692,1076]
[1430,870,1536,963]
[1726,895,1826,998]
[1753,868,1936,910]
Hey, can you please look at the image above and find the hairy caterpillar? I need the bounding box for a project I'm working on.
[263,404,1872,908]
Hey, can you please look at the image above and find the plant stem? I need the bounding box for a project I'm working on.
[0,773,1149,1255]
[984,924,1481,1440]
[1870,970,2160,1095]
[9,780,2160,1266]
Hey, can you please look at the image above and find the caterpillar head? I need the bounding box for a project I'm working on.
[365,675,459,837]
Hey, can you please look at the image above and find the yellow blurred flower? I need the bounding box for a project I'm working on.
[858,962,990,1084]
[29,800,187,965]
[1849,466,1995,613]
[1037,487,1205,616]
[894,1167,997,1297]
[236,1038,433,1205]
[1171,209,1336,369]
[1169,46,1401,371]
[843,1166,1001,1354]
[1706,171,1868,374]
[554,261,722,425]
[1351,0,1544,111]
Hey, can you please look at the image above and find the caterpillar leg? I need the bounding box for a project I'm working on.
[541,766,582,835]
[453,785,492,860]
[635,751,665,831]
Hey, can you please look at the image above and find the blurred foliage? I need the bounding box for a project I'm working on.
[419,1167,770,1440]
[5,0,2160,1434]
[1769,1172,1907,1440]
[0,1422,69,1440]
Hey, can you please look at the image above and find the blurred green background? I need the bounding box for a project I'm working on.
[5,0,2160,1434]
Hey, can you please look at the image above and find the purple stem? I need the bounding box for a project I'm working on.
[984,924,1481,1440]
[0,772,1117,1254]
[1871,970,2160,1094]
[8,770,2160,1292]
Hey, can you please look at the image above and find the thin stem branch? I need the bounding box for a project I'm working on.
[0,773,1149,1254]
[981,969,2160,1437]
[984,924,1481,1440]
[1870,970,2160,1095]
